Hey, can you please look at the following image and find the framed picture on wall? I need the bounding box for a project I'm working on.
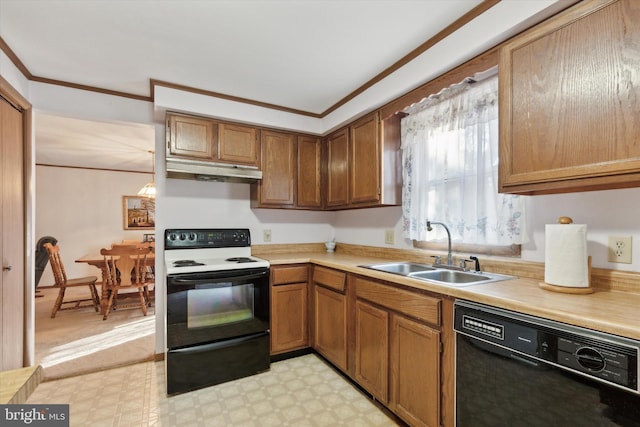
[123,196,155,230]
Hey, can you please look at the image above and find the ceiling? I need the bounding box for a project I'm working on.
[0,0,568,172]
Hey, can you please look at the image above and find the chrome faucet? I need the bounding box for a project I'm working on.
[426,221,453,266]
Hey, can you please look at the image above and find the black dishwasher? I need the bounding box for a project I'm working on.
[454,300,640,426]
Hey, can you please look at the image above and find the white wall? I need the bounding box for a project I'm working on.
[35,166,153,286]
[333,188,640,272]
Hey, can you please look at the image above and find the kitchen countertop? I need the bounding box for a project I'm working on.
[261,251,640,341]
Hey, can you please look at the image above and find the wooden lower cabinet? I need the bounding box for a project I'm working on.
[311,266,348,371]
[270,265,309,355]
[355,299,389,403]
[271,283,308,354]
[314,285,348,371]
[390,314,441,427]
[354,276,442,427]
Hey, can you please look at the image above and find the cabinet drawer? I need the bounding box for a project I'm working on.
[271,265,308,285]
[355,277,440,326]
[312,266,346,292]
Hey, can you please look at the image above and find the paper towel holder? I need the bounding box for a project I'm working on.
[539,216,594,294]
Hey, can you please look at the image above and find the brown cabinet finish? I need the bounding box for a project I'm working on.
[350,113,380,205]
[354,299,389,403]
[297,136,322,209]
[499,0,640,194]
[325,112,402,209]
[218,122,259,166]
[270,265,309,355]
[313,285,348,371]
[167,113,217,161]
[255,130,296,206]
[271,265,308,285]
[312,266,348,371]
[354,276,440,326]
[325,128,350,207]
[312,266,346,292]
[353,276,442,426]
[252,132,323,209]
[166,113,259,168]
[390,314,441,427]
[271,283,308,354]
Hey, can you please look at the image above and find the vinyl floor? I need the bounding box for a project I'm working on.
[26,353,400,426]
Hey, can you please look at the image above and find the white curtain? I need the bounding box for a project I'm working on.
[400,75,527,245]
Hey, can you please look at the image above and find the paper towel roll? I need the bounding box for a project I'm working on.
[544,223,589,288]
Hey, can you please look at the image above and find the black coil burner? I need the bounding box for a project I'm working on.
[173,260,205,267]
[226,257,257,263]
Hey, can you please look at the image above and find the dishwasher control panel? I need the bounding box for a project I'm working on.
[454,300,639,394]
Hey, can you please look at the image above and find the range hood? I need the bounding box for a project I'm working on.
[166,158,262,184]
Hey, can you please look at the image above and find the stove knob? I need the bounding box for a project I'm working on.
[168,233,177,241]
[189,233,197,241]
[179,233,186,240]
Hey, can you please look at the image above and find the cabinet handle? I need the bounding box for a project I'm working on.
[2,266,12,271]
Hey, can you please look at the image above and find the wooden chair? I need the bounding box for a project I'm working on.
[100,245,152,320]
[113,242,155,284]
[43,243,100,318]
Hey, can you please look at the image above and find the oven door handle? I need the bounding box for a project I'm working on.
[169,331,269,354]
[168,269,269,286]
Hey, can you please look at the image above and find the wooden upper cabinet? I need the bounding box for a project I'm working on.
[252,132,323,209]
[326,128,350,208]
[350,113,380,205]
[254,130,296,207]
[167,113,217,161]
[218,122,259,167]
[297,136,322,209]
[499,0,640,195]
[325,112,402,210]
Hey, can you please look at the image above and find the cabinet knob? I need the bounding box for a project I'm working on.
[2,266,12,271]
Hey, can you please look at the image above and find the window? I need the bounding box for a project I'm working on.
[400,74,526,255]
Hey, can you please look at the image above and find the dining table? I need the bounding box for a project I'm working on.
[75,248,155,316]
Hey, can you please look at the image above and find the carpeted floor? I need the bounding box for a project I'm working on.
[34,285,156,381]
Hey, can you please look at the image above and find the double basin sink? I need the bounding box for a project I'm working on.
[360,262,515,287]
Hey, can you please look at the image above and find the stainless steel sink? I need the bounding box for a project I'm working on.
[410,270,490,283]
[409,269,514,286]
[361,262,436,275]
[360,262,515,287]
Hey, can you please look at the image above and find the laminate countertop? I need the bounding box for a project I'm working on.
[260,251,640,341]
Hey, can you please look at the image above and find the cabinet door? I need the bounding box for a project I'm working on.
[325,128,349,208]
[350,113,380,205]
[390,314,440,427]
[167,114,216,161]
[355,300,389,403]
[257,130,296,206]
[314,285,347,371]
[218,122,259,166]
[297,136,322,208]
[271,283,308,354]
[499,0,640,194]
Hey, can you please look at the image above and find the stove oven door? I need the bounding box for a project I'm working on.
[166,267,269,349]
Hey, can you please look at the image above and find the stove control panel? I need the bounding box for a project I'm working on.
[165,228,251,249]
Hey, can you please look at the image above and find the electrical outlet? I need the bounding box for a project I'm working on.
[263,229,272,243]
[608,236,632,264]
[385,229,394,245]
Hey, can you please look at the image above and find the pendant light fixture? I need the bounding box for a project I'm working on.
[137,150,156,199]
